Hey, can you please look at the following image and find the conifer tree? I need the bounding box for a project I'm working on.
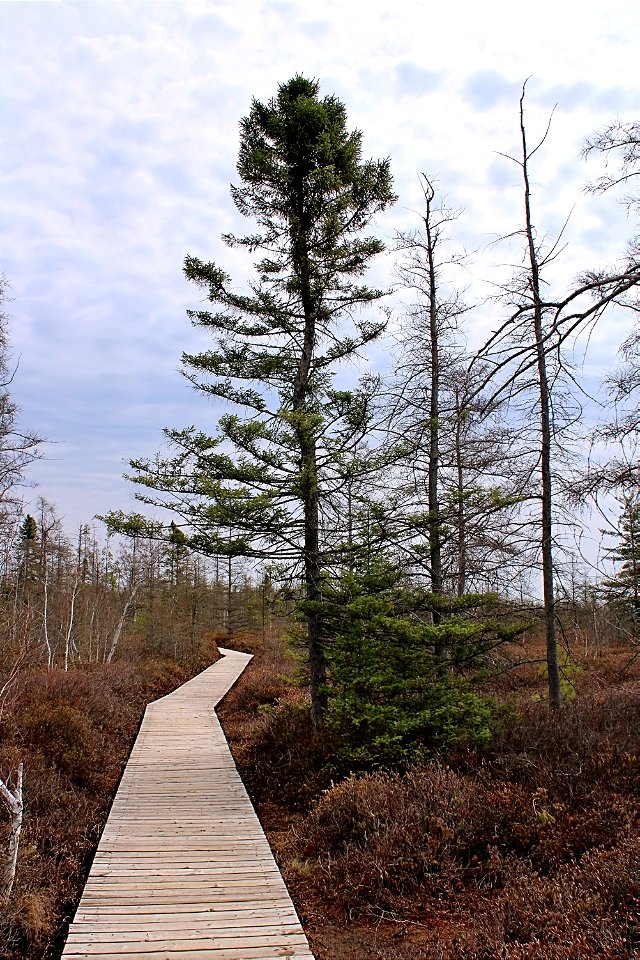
[602,492,640,628]
[115,76,395,723]
[17,513,39,586]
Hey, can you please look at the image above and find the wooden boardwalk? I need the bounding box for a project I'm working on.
[62,648,315,959]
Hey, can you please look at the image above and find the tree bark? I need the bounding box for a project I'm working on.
[291,180,327,727]
[105,583,140,664]
[520,90,562,709]
[304,454,327,728]
[424,182,443,611]
[454,387,467,597]
[0,762,23,904]
[64,577,80,671]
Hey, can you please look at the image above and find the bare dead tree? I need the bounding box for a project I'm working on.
[392,177,468,629]
[471,84,640,708]
[582,118,640,212]
[391,178,533,604]
[579,121,640,500]
[518,89,561,709]
[0,277,42,538]
[105,582,141,664]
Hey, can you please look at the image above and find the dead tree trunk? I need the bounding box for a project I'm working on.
[105,583,140,664]
[0,762,23,903]
[518,90,562,710]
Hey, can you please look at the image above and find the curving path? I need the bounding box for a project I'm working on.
[62,648,315,959]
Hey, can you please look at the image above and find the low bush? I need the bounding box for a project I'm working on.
[470,837,640,959]
[20,700,100,788]
[235,697,336,809]
[483,687,640,801]
[297,763,638,949]
[289,681,639,957]
[225,633,300,715]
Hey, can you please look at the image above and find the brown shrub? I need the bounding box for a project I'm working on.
[0,889,56,959]
[207,628,266,655]
[298,758,638,920]
[221,632,298,714]
[229,663,292,713]
[483,688,640,801]
[19,701,100,787]
[236,698,336,810]
[468,836,640,958]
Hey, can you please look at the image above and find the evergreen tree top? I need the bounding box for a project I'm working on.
[225,73,395,254]
[20,514,37,542]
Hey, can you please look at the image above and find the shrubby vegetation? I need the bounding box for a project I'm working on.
[0,659,200,957]
[219,628,639,959]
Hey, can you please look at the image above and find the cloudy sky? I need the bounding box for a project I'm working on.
[1,0,638,537]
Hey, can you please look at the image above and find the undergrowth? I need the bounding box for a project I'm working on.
[2,626,638,960]
[219,631,640,959]
[0,658,197,960]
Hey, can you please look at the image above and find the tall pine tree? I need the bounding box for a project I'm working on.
[114,76,395,723]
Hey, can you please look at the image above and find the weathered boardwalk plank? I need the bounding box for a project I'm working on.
[62,648,315,959]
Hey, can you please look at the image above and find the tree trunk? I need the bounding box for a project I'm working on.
[422,179,445,655]
[298,426,327,728]
[105,584,140,664]
[520,91,561,709]
[64,577,80,671]
[42,562,52,668]
[291,198,327,726]
[227,552,233,637]
[454,388,467,597]
[0,762,23,904]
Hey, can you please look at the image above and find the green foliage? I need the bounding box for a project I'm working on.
[113,75,396,721]
[19,515,37,543]
[121,75,396,565]
[16,513,41,588]
[98,511,163,541]
[316,561,528,771]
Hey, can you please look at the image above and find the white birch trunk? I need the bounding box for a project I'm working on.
[64,577,80,671]
[0,762,23,903]
[105,583,140,664]
[43,565,52,668]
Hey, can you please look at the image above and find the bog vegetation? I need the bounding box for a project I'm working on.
[1,78,639,958]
